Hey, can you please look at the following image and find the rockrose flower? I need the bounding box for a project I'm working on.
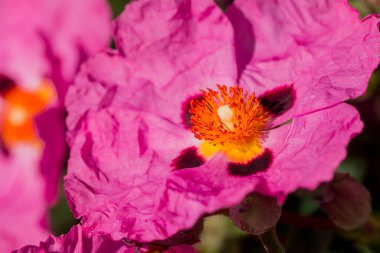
[14,225,196,253]
[65,0,380,243]
[0,0,111,251]
[0,0,111,201]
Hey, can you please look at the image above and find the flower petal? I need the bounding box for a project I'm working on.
[14,225,130,253]
[228,0,380,119]
[112,0,237,122]
[35,108,67,202]
[0,0,111,93]
[65,108,196,241]
[261,103,364,202]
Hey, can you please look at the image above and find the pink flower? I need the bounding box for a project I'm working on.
[65,0,379,243]
[0,0,111,201]
[14,225,196,253]
[0,0,111,251]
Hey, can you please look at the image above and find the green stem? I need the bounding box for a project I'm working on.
[259,227,286,253]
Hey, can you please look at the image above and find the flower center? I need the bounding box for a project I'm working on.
[1,80,55,149]
[189,85,271,163]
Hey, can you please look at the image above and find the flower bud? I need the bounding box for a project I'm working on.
[230,194,281,235]
[319,173,371,230]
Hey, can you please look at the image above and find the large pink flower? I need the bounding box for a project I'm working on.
[14,225,196,253]
[0,0,111,251]
[65,0,379,243]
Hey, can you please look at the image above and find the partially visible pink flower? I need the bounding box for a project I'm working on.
[0,0,110,205]
[65,0,379,244]
[0,146,48,252]
[14,225,196,253]
[0,0,111,251]
[0,0,111,201]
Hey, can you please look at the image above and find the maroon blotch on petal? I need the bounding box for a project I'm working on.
[0,138,9,157]
[258,85,296,116]
[181,94,203,129]
[172,146,205,171]
[0,75,15,95]
[228,149,273,176]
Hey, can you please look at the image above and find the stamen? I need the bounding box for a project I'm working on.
[189,85,272,163]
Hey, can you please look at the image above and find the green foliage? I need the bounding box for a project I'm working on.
[49,183,77,235]
[108,0,130,18]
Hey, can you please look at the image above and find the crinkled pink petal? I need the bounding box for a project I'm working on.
[14,225,129,253]
[65,109,196,241]
[227,0,380,122]
[260,104,363,201]
[110,0,237,123]
[66,0,236,133]
[15,224,196,253]
[0,0,111,94]
[65,50,161,135]
[0,146,49,252]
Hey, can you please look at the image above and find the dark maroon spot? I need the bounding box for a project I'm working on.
[172,146,205,171]
[0,75,15,95]
[0,138,9,157]
[181,94,203,129]
[228,149,273,176]
[258,85,296,116]
[0,75,13,157]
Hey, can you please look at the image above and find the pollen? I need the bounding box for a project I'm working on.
[189,85,271,163]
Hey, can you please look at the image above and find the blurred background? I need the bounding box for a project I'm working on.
[48,1,380,253]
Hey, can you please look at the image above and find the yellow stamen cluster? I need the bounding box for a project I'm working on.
[189,85,271,163]
[190,85,270,145]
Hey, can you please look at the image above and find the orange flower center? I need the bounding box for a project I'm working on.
[190,85,271,163]
[1,80,55,149]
